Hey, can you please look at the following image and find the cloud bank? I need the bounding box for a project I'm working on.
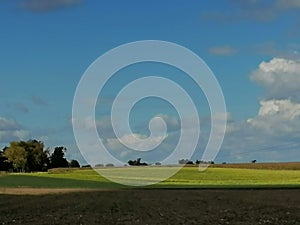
[219,57,300,162]
[0,116,29,144]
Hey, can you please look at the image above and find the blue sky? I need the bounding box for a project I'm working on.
[1,0,300,164]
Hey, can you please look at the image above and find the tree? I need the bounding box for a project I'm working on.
[3,140,49,172]
[0,147,13,171]
[186,160,194,165]
[70,160,80,168]
[128,158,148,166]
[22,140,49,172]
[49,147,69,168]
[195,160,215,165]
[178,159,189,164]
[3,143,27,172]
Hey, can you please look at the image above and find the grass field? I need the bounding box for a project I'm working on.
[0,163,299,189]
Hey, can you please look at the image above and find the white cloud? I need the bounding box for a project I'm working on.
[247,99,300,134]
[0,117,20,130]
[72,116,116,139]
[150,114,180,132]
[12,130,30,140]
[0,116,30,143]
[38,135,49,142]
[106,133,167,151]
[255,58,300,74]
[74,114,197,163]
[257,99,300,119]
[251,58,300,100]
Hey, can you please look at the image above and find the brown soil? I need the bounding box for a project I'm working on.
[0,189,299,225]
[0,188,94,195]
[211,162,300,170]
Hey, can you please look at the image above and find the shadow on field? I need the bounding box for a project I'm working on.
[0,174,123,189]
[0,189,299,225]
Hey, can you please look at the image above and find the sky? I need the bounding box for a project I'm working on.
[1,0,300,165]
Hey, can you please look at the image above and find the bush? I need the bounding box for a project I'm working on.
[105,163,114,167]
[81,164,92,168]
[95,164,104,167]
[70,160,80,168]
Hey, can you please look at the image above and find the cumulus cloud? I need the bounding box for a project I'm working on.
[217,57,300,162]
[257,99,300,119]
[209,45,238,56]
[106,133,167,152]
[134,114,180,133]
[251,58,300,101]
[72,114,187,163]
[219,99,300,162]
[246,58,300,139]
[72,113,181,140]
[247,99,300,134]
[19,0,82,12]
[73,114,177,145]
[0,116,30,143]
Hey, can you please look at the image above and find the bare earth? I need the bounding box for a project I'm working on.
[0,189,299,225]
[0,188,95,195]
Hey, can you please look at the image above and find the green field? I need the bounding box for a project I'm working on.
[1,164,300,189]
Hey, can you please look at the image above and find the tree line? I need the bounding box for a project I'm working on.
[178,159,215,165]
[0,140,80,172]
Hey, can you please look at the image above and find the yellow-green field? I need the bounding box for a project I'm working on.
[0,163,299,189]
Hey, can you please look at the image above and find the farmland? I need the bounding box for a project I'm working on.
[0,162,299,190]
[211,162,300,170]
[0,189,299,225]
[0,163,299,225]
